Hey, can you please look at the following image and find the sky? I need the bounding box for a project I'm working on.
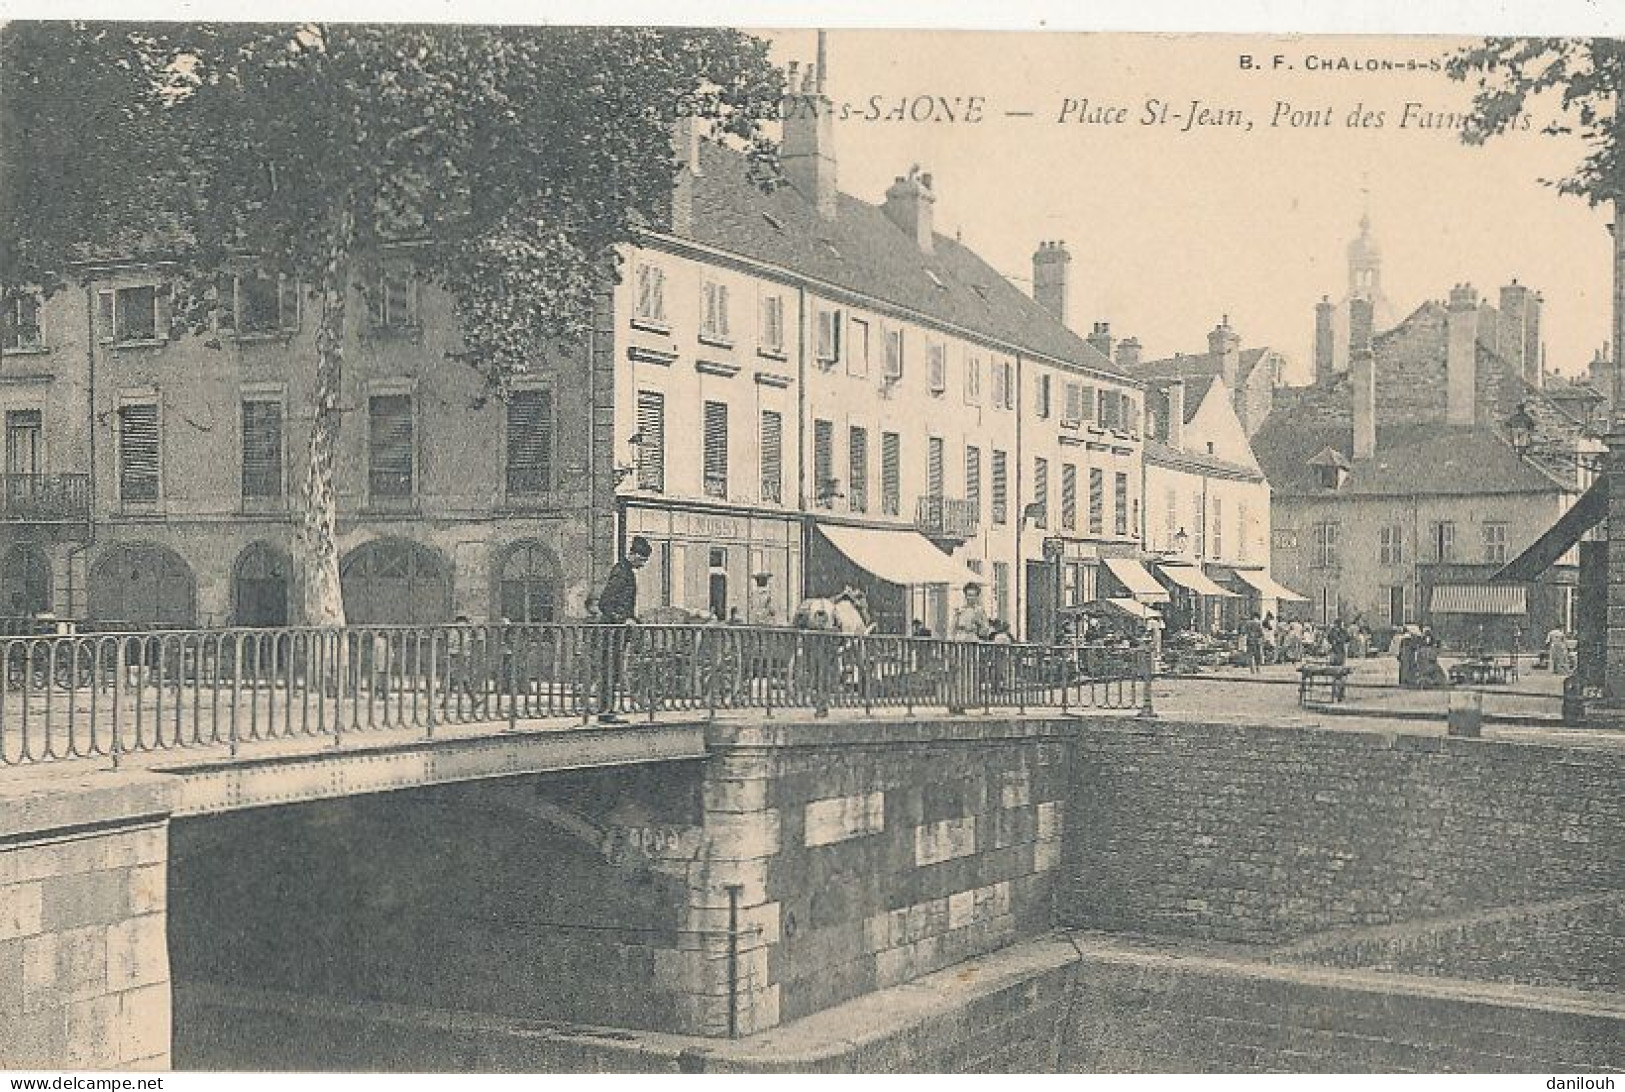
[758,30,1615,384]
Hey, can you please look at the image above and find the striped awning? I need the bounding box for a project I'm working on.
[1098,597,1157,620]
[1430,583,1528,616]
[1157,563,1237,598]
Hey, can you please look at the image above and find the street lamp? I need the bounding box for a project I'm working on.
[1171,528,1190,557]
[1504,401,1606,473]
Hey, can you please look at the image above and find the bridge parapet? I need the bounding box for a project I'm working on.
[0,771,178,1070]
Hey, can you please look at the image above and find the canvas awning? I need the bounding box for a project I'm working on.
[1230,568,1310,603]
[1098,597,1157,620]
[815,523,981,588]
[1102,558,1170,602]
[1430,583,1528,616]
[1157,563,1237,597]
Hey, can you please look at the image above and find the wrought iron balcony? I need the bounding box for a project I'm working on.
[0,474,91,523]
[915,494,979,543]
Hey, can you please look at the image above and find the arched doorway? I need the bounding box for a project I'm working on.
[340,539,449,625]
[233,542,291,627]
[2,544,52,617]
[497,540,560,623]
[89,544,196,627]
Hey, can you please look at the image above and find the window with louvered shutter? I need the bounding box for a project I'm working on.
[1033,457,1049,528]
[1037,374,1052,419]
[816,309,841,362]
[702,401,728,499]
[119,403,160,503]
[636,265,667,325]
[1063,382,1082,425]
[927,437,944,499]
[965,446,982,524]
[241,399,283,500]
[1123,395,1139,437]
[848,426,868,513]
[1081,384,1096,426]
[760,410,782,504]
[991,361,1007,408]
[813,419,834,505]
[368,394,415,498]
[1115,472,1129,537]
[994,562,1011,624]
[1089,468,1104,534]
[635,391,665,492]
[506,388,553,495]
[964,354,981,404]
[884,328,903,380]
[1062,464,1077,531]
[4,293,43,351]
[881,432,900,516]
[759,294,785,353]
[992,450,1008,524]
[702,280,730,341]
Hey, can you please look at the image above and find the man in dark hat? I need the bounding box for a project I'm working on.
[595,536,652,724]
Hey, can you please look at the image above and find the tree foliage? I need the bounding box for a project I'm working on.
[1447,37,1623,206]
[1,22,783,623]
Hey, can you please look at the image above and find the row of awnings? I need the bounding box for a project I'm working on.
[812,522,1309,604]
[1103,557,1308,604]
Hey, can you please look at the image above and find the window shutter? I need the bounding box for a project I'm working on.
[1081,384,1097,425]
[991,450,1007,522]
[636,391,665,492]
[929,343,946,392]
[848,426,868,512]
[1062,464,1077,530]
[97,290,115,344]
[1033,457,1049,527]
[760,410,782,503]
[718,284,730,339]
[1038,375,1052,418]
[506,388,553,495]
[368,393,415,497]
[241,400,284,499]
[1115,472,1129,536]
[702,401,728,498]
[881,431,900,515]
[927,437,944,499]
[118,403,160,503]
[1089,468,1104,534]
[813,419,834,500]
[965,446,982,522]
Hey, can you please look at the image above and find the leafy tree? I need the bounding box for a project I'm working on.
[1448,38,1623,406]
[2,22,782,624]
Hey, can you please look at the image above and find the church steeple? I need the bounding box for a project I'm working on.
[1347,210,1382,299]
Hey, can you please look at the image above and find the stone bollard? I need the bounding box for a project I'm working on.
[1446,688,1483,738]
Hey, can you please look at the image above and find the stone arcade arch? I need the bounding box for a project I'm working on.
[339,538,450,625]
[89,543,197,627]
[495,539,561,624]
[232,542,291,628]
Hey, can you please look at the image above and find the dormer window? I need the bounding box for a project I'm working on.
[1308,446,1351,491]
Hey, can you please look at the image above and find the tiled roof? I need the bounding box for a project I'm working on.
[678,141,1130,382]
[1144,438,1262,481]
[1252,421,1569,498]
[1139,346,1271,383]
[1145,374,1215,425]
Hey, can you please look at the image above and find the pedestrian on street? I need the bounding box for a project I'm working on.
[594,536,651,724]
[1241,612,1265,674]
[1327,618,1350,667]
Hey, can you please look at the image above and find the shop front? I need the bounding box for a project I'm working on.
[1156,562,1238,636]
[806,521,982,635]
[1212,566,1309,629]
[622,502,801,624]
[1026,539,1103,644]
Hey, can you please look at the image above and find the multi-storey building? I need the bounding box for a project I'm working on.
[2,257,606,628]
[2,58,1145,639]
[1256,285,1599,646]
[615,74,1143,635]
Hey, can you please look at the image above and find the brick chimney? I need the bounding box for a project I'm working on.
[1032,241,1071,327]
[1314,295,1335,384]
[1086,321,1113,361]
[883,167,935,254]
[781,47,837,220]
[1527,291,1544,388]
[669,114,702,237]
[1208,315,1241,392]
[1447,283,1480,427]
[1498,280,1532,382]
[1115,336,1142,370]
[1349,296,1376,461]
[1165,380,1186,450]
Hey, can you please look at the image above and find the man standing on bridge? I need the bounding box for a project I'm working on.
[595,536,651,724]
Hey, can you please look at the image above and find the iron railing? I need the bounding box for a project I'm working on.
[0,474,91,522]
[0,623,1154,768]
[915,495,979,541]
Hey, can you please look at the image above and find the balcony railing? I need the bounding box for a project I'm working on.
[0,474,90,523]
[915,495,979,542]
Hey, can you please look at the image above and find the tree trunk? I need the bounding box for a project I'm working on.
[1613,194,1624,424]
[293,214,355,627]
